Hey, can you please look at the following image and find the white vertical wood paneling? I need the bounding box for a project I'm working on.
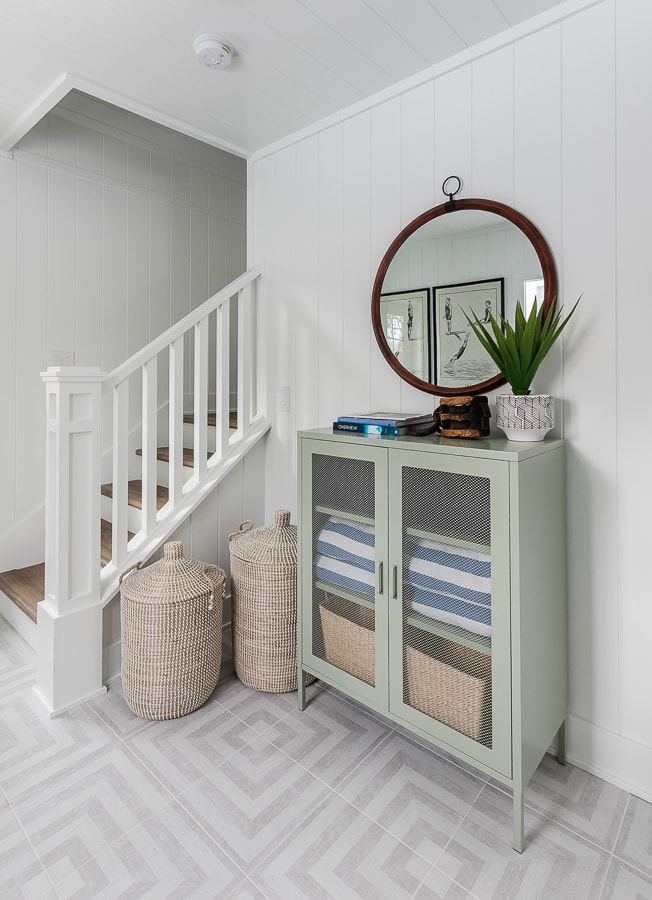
[16,161,47,518]
[294,137,320,431]
[126,192,150,356]
[102,186,127,371]
[76,179,103,366]
[434,67,472,194]
[561,0,618,732]
[76,124,103,175]
[168,336,185,506]
[316,125,344,425]
[149,198,171,340]
[48,169,76,352]
[190,209,209,309]
[370,98,403,412]
[0,159,17,537]
[341,113,372,413]
[103,134,127,182]
[400,82,436,224]
[471,46,514,201]
[615,0,652,747]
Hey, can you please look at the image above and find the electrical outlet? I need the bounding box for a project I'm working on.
[278,385,290,412]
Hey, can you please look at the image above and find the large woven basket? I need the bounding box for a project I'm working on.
[319,595,375,686]
[405,636,491,744]
[229,509,312,693]
[120,542,225,720]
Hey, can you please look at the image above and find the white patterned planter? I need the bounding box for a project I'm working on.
[495,393,555,442]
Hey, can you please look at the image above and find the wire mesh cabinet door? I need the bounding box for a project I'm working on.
[387,449,512,777]
[297,438,389,708]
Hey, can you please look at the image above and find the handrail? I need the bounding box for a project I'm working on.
[103,264,263,393]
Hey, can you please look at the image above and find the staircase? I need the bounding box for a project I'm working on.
[0,265,269,716]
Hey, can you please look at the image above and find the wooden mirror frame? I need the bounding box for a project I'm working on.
[371,197,559,397]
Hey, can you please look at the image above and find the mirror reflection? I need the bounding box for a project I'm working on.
[379,210,543,390]
[372,196,558,397]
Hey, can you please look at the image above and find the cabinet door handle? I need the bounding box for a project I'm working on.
[377,560,384,595]
[392,564,398,599]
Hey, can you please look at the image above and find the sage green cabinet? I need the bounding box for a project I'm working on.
[297,429,567,852]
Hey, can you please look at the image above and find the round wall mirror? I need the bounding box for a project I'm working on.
[371,196,558,397]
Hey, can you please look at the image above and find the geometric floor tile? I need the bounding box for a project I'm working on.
[213,676,322,736]
[87,680,157,741]
[224,881,269,900]
[523,753,630,851]
[11,744,173,885]
[250,792,431,899]
[613,795,652,878]
[0,804,54,899]
[262,689,393,787]
[177,733,330,873]
[52,800,245,898]
[414,867,477,899]
[336,730,485,859]
[600,858,652,900]
[436,784,611,899]
[125,701,259,796]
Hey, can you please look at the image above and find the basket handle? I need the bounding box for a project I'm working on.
[202,564,226,611]
[228,520,254,543]
[119,561,142,585]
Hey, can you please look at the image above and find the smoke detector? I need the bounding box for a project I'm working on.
[193,35,234,69]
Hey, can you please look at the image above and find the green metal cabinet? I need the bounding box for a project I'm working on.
[297,429,567,852]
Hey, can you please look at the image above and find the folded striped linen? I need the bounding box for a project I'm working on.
[315,553,375,595]
[406,537,491,635]
[316,516,375,572]
[406,584,491,637]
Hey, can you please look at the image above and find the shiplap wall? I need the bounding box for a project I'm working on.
[0,93,250,571]
[249,0,652,800]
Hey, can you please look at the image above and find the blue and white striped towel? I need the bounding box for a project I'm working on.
[316,516,375,572]
[406,537,491,608]
[315,553,375,595]
[406,584,492,637]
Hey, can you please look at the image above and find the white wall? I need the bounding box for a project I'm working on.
[0,92,247,570]
[249,0,652,802]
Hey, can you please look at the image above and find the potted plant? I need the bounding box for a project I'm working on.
[464,298,580,441]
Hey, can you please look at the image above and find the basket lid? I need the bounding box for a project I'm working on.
[228,509,297,568]
[120,542,224,604]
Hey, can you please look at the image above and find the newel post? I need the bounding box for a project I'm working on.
[36,367,106,715]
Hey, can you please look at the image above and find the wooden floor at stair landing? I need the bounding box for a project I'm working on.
[0,563,44,623]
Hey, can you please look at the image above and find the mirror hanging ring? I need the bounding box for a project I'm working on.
[371,176,559,398]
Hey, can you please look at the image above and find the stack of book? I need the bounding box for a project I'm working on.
[333,411,433,437]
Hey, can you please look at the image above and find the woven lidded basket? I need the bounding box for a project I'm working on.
[229,509,313,693]
[120,541,225,720]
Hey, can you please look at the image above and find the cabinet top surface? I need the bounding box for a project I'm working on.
[298,428,564,460]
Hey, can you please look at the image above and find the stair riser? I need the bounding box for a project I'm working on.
[100,496,143,534]
[182,423,217,452]
[152,458,194,488]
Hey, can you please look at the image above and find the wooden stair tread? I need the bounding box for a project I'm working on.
[101,479,169,511]
[135,447,214,466]
[183,411,237,429]
[0,563,45,623]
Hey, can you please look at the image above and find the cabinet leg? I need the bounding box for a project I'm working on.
[557,719,567,766]
[298,669,307,711]
[513,790,524,853]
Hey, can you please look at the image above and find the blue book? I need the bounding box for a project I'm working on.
[337,411,432,427]
[333,421,408,436]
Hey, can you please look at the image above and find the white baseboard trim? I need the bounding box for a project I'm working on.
[566,712,652,804]
[33,683,107,718]
[0,591,37,649]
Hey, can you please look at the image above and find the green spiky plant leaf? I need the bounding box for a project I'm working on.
[463,297,580,395]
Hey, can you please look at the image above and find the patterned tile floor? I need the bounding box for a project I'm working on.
[1,615,651,899]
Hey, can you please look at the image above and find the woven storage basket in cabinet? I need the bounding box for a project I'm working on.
[319,594,375,686]
[405,631,491,744]
[120,541,225,720]
[229,509,313,692]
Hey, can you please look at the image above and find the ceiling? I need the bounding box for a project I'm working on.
[0,0,569,157]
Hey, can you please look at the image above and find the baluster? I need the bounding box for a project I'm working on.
[193,318,208,480]
[112,379,129,568]
[141,356,158,534]
[216,299,231,458]
[169,336,184,506]
[237,282,252,434]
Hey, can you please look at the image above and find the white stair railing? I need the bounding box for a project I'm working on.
[37,265,268,716]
